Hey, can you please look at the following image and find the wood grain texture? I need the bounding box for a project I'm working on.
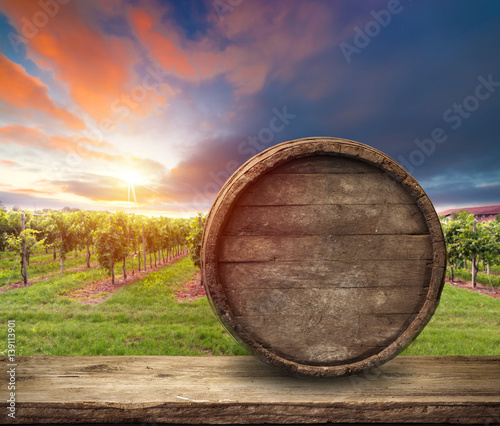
[237,173,416,206]
[219,260,432,289]
[234,312,420,364]
[226,287,428,317]
[270,154,383,174]
[1,356,498,424]
[219,235,433,262]
[202,137,447,377]
[224,204,428,235]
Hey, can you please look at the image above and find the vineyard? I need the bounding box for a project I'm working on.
[0,208,203,288]
[440,211,500,288]
[1,207,498,290]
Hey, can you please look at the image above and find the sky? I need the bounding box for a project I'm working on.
[0,0,498,218]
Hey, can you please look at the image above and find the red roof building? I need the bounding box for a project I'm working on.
[438,205,500,222]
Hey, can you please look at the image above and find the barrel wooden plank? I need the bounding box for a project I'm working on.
[235,313,419,364]
[226,287,427,317]
[224,204,428,236]
[219,260,432,289]
[238,173,416,206]
[219,234,433,262]
[236,313,417,346]
[1,356,498,424]
[202,137,446,377]
[270,155,384,174]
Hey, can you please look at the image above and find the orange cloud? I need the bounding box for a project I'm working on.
[0,55,84,130]
[15,188,56,195]
[0,124,116,162]
[130,8,197,80]
[129,3,336,97]
[0,0,134,122]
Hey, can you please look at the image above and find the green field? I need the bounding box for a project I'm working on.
[401,283,499,356]
[0,256,498,356]
[0,257,245,356]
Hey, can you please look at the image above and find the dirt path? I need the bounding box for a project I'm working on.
[174,271,205,302]
[60,254,189,304]
[445,277,500,299]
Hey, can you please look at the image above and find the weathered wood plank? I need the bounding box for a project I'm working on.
[238,173,415,206]
[235,313,417,364]
[271,155,383,174]
[219,234,433,262]
[219,260,432,289]
[1,356,498,424]
[225,286,427,317]
[224,204,428,236]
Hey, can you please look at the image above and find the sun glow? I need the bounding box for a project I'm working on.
[123,170,140,186]
[121,170,141,204]
[119,168,175,207]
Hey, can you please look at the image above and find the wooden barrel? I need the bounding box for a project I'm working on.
[201,137,446,378]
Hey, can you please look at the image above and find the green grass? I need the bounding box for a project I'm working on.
[0,257,245,356]
[402,283,499,355]
[0,251,155,287]
[0,251,56,270]
[0,253,91,286]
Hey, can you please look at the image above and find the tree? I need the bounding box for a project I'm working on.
[124,213,141,274]
[113,211,132,279]
[73,211,105,268]
[49,211,76,273]
[187,213,205,268]
[144,217,160,268]
[453,212,481,287]
[441,216,461,281]
[40,215,59,261]
[6,229,45,284]
[94,213,129,285]
[477,220,500,276]
[0,209,8,259]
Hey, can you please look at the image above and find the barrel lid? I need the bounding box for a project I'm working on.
[201,137,446,378]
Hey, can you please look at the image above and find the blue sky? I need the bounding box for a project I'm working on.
[0,0,498,216]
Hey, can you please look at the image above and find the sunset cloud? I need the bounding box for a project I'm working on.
[0,124,118,165]
[130,8,197,81]
[0,0,134,122]
[129,2,336,96]
[45,172,165,205]
[0,54,84,130]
